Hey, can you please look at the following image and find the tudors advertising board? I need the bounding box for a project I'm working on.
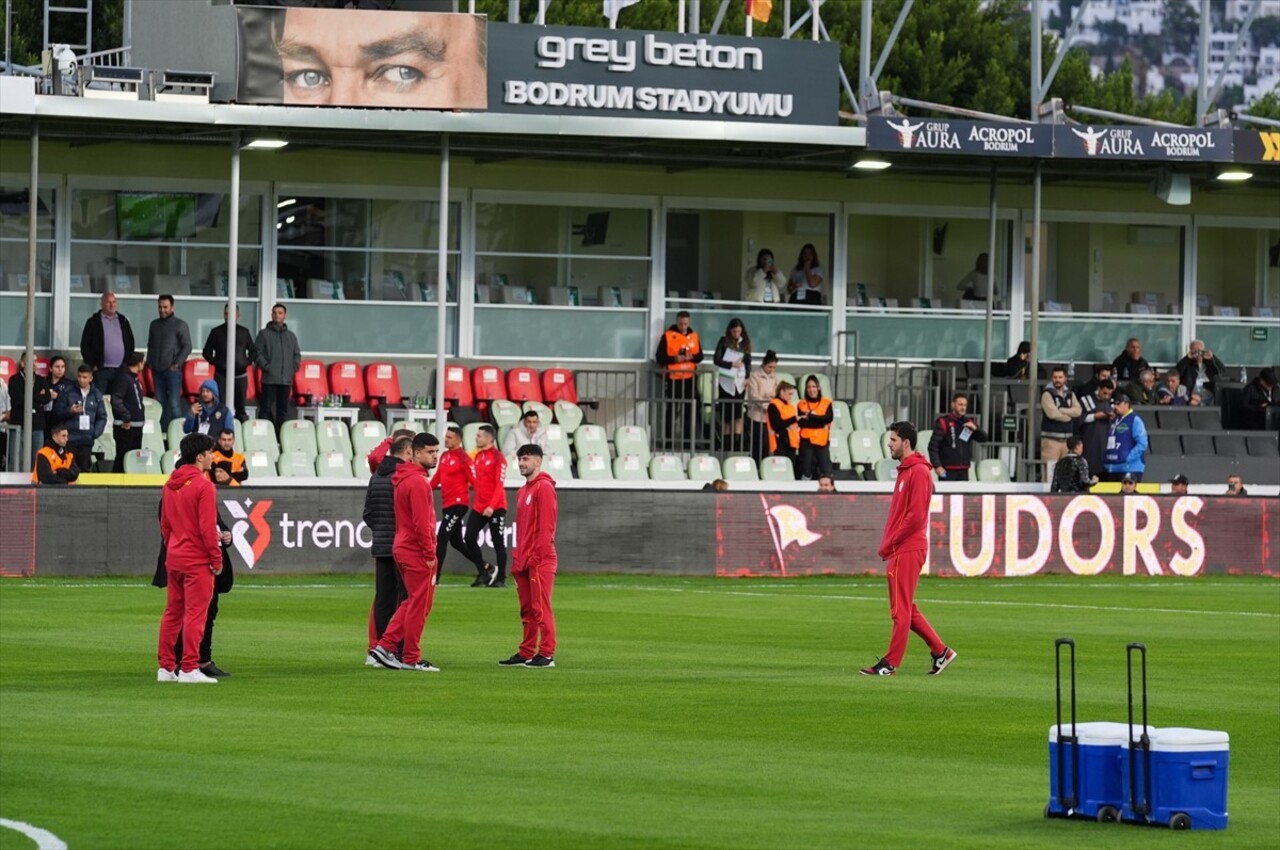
[485,23,838,125]
[716,493,1278,577]
[866,116,1053,157]
[1053,124,1233,161]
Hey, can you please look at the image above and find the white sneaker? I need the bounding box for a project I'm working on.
[177,668,219,684]
[365,652,378,667]
[157,668,178,682]
[370,645,403,670]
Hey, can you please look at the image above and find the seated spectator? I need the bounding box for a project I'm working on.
[1225,474,1248,496]
[184,379,235,437]
[786,243,824,305]
[502,408,549,456]
[767,381,800,468]
[209,428,248,487]
[817,475,836,493]
[365,427,416,475]
[1168,474,1189,496]
[54,363,107,472]
[1050,435,1094,493]
[955,252,988,301]
[1075,379,1114,479]
[1188,391,1204,407]
[1004,341,1031,379]
[1111,337,1150,385]
[745,350,780,463]
[701,478,729,492]
[31,423,79,486]
[1156,370,1189,406]
[1074,363,1113,399]
[741,249,784,304]
[1241,368,1275,430]
[1124,369,1158,406]
[1175,340,1225,405]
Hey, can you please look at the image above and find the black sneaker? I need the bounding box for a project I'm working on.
[524,655,555,668]
[859,658,896,676]
[928,647,957,676]
[498,653,530,666]
[487,579,506,588]
[469,574,488,587]
[200,661,230,677]
[484,564,501,587]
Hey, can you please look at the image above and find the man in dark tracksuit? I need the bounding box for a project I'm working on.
[110,353,147,473]
[927,393,987,481]
[362,434,411,664]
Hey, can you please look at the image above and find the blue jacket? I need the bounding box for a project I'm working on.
[52,382,107,446]
[1104,410,1148,473]
[183,379,234,436]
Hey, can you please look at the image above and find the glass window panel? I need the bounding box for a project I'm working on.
[278,197,459,251]
[0,293,51,347]
[69,245,262,296]
[70,188,262,245]
[848,214,923,305]
[475,204,650,256]
[69,295,259,354]
[844,312,1010,361]
[0,187,55,240]
[475,306,647,359]
[669,305,831,360]
[474,255,648,306]
[1046,221,1183,313]
[1195,322,1280,367]
[1035,316,1181,364]
[1196,226,1276,314]
[0,241,54,292]
[279,301,457,355]
[277,249,459,302]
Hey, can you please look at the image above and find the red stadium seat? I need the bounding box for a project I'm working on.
[0,355,16,384]
[541,368,578,404]
[506,367,543,404]
[245,364,260,402]
[364,362,403,417]
[328,360,366,405]
[442,364,472,410]
[141,365,155,397]
[470,365,506,416]
[294,359,329,405]
[183,360,215,400]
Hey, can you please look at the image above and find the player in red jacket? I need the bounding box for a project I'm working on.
[498,443,559,668]
[861,421,956,677]
[464,424,509,587]
[430,425,489,586]
[157,433,223,684]
[371,432,441,672]
[365,427,415,474]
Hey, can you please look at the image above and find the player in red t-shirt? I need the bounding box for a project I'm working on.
[429,425,489,586]
[463,424,509,587]
[498,443,558,668]
[861,420,956,677]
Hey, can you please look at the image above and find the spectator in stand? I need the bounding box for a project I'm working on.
[146,294,192,429]
[8,353,52,466]
[745,349,780,463]
[928,392,988,482]
[1225,474,1248,496]
[1119,474,1139,496]
[1112,337,1150,385]
[1156,370,1189,406]
[366,427,416,474]
[1124,368,1158,406]
[712,318,752,451]
[184,379,235,437]
[255,303,302,431]
[202,304,257,422]
[54,363,106,471]
[80,291,136,394]
[817,475,836,493]
[1241,368,1275,430]
[1103,392,1148,482]
[742,248,784,304]
[701,479,730,492]
[209,427,247,487]
[502,409,548,457]
[464,425,508,588]
[110,353,147,473]
[362,434,410,665]
[1074,379,1114,481]
[955,252,988,301]
[45,355,73,416]
[787,243,825,305]
[1040,366,1082,482]
[0,378,9,470]
[1004,341,1032,379]
[1050,436,1094,493]
[1074,363,1113,399]
[796,375,833,481]
[31,423,79,486]
[654,310,703,448]
[1175,340,1225,406]
[767,381,800,471]
[431,425,489,587]
[1168,474,1189,496]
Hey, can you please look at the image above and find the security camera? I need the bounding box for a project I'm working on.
[52,44,77,74]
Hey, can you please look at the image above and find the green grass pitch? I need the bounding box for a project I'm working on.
[1,574,1277,849]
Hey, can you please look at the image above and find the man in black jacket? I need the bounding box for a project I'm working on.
[7,354,52,468]
[110,353,147,473]
[202,304,258,422]
[1050,436,1095,493]
[927,393,988,481]
[1111,337,1150,385]
[1075,379,1115,479]
[1174,340,1226,406]
[79,291,136,394]
[362,433,412,665]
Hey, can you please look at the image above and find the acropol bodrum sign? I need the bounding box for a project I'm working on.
[486,23,839,125]
[866,117,1053,157]
[1053,125,1234,161]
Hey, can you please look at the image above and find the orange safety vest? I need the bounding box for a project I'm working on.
[663,329,700,379]
[768,398,800,453]
[31,445,75,484]
[798,397,832,446]
[209,450,246,487]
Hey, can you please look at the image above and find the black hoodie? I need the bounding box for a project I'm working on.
[362,453,403,558]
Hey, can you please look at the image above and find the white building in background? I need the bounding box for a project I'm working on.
[1071,0,1167,36]
[1224,0,1280,22]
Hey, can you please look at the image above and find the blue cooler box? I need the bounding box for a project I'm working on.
[1122,727,1229,830]
[1048,722,1155,820]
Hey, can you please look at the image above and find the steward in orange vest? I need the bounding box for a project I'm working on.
[655,312,703,380]
[767,384,800,466]
[31,425,79,486]
[209,428,248,487]
[797,375,834,480]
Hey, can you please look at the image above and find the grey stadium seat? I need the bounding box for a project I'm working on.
[1148,434,1182,457]
[1213,435,1247,457]
[1180,434,1216,456]
[1246,436,1279,457]
[1187,410,1220,430]
[1154,409,1189,431]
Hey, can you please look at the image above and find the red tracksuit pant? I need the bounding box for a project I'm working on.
[515,565,556,658]
[379,557,436,666]
[158,564,215,673]
[884,548,945,669]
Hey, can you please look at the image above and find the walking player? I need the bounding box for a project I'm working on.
[861,421,956,677]
[371,432,441,672]
[431,425,491,586]
[498,444,559,668]
[362,433,411,663]
[464,424,508,587]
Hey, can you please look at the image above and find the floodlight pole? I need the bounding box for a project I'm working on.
[1025,162,1042,483]
[226,129,240,417]
[20,119,39,473]
[980,165,997,435]
[1031,0,1042,116]
[434,134,450,439]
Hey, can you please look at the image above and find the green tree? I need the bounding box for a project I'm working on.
[1164,0,1199,56]
[1244,86,1280,120]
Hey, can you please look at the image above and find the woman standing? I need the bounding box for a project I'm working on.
[742,249,784,304]
[745,350,780,462]
[788,243,825,305]
[767,381,800,472]
[712,318,752,451]
[797,375,834,481]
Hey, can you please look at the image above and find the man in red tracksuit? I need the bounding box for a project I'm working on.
[157,433,223,684]
[371,432,441,673]
[498,443,558,668]
[365,427,415,474]
[464,424,509,587]
[431,425,490,586]
[861,421,957,677]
